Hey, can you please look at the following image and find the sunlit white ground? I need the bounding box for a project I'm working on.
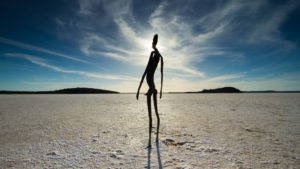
[0,94,299,168]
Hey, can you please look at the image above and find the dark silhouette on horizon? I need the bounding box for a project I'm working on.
[186,87,241,93]
[200,87,241,93]
[0,87,119,94]
[136,34,164,148]
[2,86,299,95]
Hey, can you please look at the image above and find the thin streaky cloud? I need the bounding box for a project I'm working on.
[204,73,246,82]
[5,53,138,81]
[72,0,282,78]
[1,1,298,92]
[72,0,207,77]
[0,37,88,63]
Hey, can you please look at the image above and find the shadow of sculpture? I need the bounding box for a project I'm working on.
[156,141,163,169]
[147,146,151,169]
[146,140,163,169]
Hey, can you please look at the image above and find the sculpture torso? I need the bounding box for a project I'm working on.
[146,50,160,80]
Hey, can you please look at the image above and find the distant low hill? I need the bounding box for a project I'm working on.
[243,90,300,93]
[169,87,300,94]
[202,87,241,93]
[0,87,119,94]
[186,87,241,93]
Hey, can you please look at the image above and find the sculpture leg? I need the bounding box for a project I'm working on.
[153,89,160,142]
[147,92,152,148]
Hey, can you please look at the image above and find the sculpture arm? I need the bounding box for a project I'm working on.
[160,56,164,99]
[136,52,153,100]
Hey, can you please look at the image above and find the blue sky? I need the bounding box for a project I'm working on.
[0,0,300,92]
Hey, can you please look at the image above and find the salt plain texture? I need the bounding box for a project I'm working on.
[0,94,299,168]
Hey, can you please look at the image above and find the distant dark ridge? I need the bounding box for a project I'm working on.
[185,87,241,93]
[169,87,300,94]
[243,91,300,93]
[0,87,119,94]
[201,87,241,93]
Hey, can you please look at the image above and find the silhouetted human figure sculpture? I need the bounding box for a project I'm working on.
[136,34,164,148]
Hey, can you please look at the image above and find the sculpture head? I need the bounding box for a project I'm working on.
[152,34,158,49]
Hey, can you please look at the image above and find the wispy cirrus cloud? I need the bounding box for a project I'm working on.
[196,0,298,47]
[0,37,88,63]
[49,0,300,91]
[1,0,299,92]
[5,53,137,81]
[55,0,298,79]
[106,70,300,92]
[56,0,208,77]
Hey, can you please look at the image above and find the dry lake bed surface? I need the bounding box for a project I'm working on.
[0,94,299,169]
